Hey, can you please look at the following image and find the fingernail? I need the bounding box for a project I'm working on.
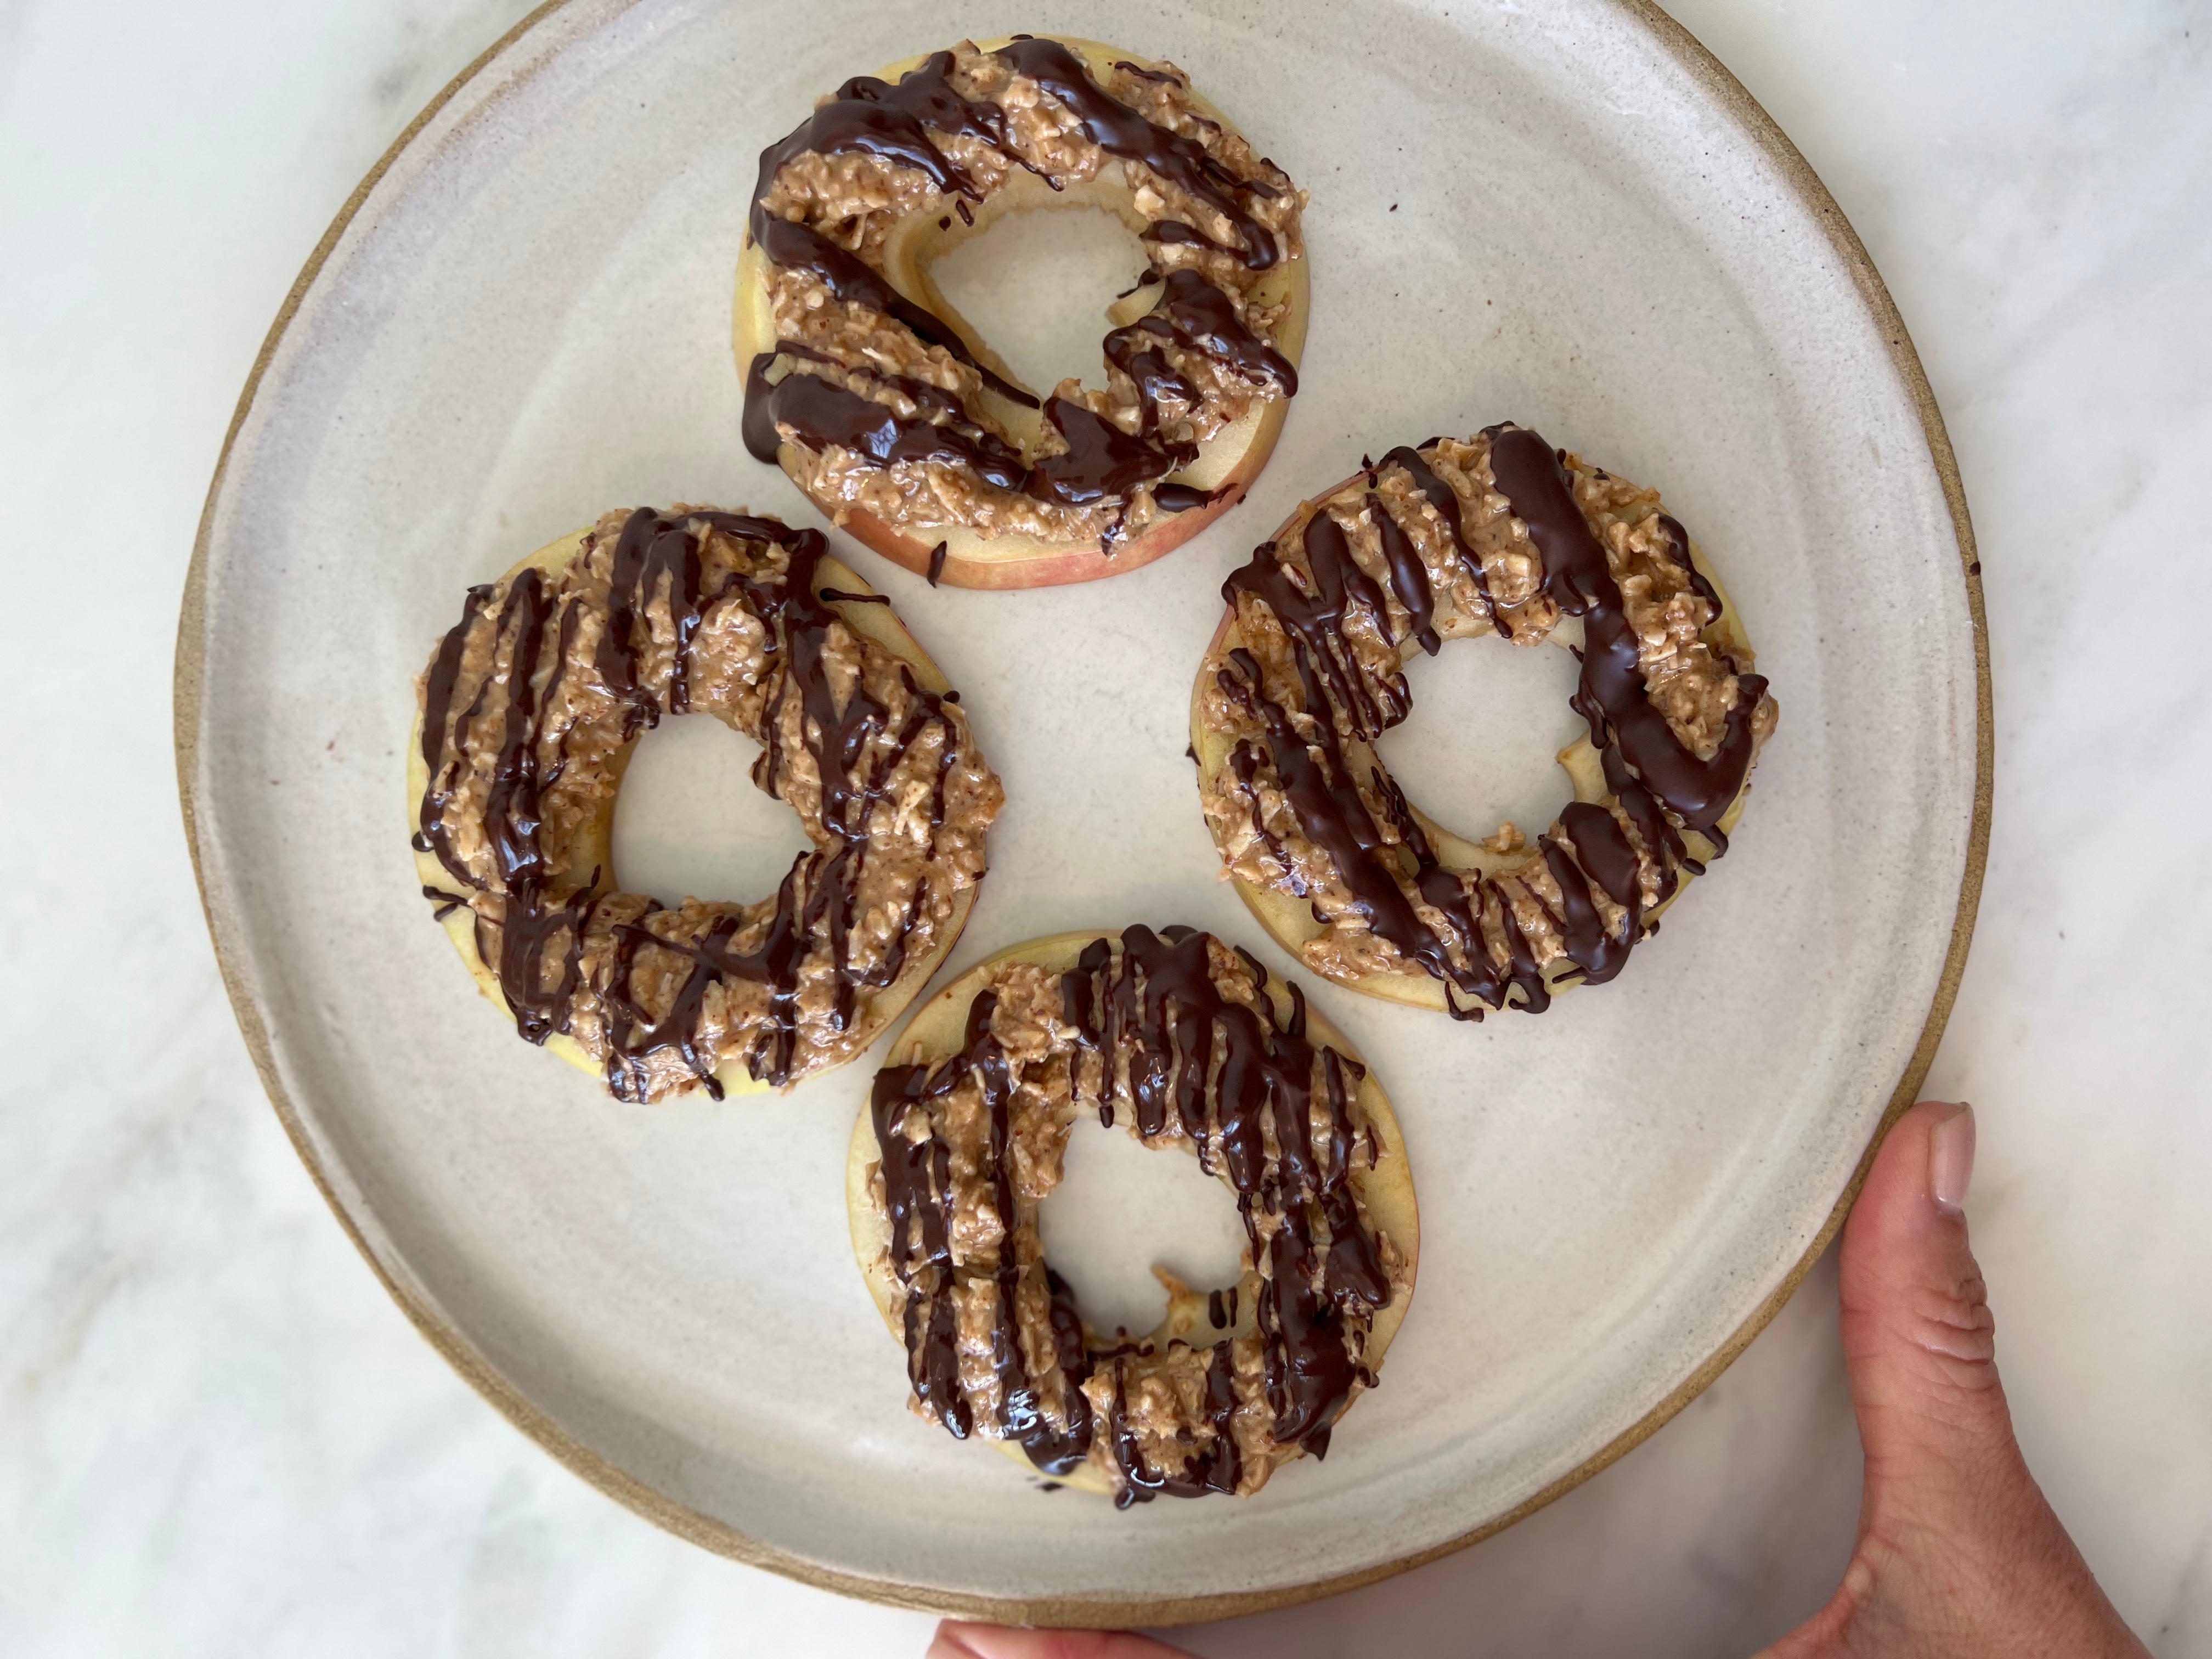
[1928,1102,1975,1217]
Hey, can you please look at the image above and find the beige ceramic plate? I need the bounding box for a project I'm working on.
[176,0,1987,1628]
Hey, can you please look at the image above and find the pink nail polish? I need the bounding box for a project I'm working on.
[1929,1103,1975,1217]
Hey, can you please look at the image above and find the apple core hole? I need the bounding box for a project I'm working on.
[928,205,1151,399]
[1374,635,1587,847]
[1038,1116,1246,1342]
[612,715,815,909]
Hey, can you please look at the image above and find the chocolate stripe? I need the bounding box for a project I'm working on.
[745,43,1299,550]
[1486,426,1768,834]
[878,927,1392,1504]
[416,510,975,1094]
[1208,428,1771,1016]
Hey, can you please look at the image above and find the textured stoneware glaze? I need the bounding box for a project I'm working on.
[176,0,1987,1626]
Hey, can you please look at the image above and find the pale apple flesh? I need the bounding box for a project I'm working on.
[844,930,1420,1496]
[408,531,978,1097]
[1188,476,1761,1017]
[734,36,1310,589]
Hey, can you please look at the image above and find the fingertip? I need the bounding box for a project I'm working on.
[1854,1099,1973,1237]
[1928,1102,1975,1217]
[930,1621,1189,1659]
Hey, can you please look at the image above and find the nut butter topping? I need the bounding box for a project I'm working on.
[1200,426,1778,1015]
[415,508,1001,1097]
[868,927,1407,1505]
[744,39,1304,552]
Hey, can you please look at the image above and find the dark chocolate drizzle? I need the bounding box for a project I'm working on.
[1380,444,1510,637]
[1212,428,1769,1017]
[750,218,1036,409]
[995,39,1283,271]
[743,41,1296,550]
[743,352,1028,489]
[1026,396,1192,507]
[747,52,1003,242]
[1152,481,1224,515]
[1485,426,1769,838]
[871,927,1392,1505]
[416,509,976,1096]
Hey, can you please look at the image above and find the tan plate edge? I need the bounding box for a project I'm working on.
[173,0,1992,1629]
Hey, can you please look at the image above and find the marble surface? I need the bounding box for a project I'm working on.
[1,0,2205,1652]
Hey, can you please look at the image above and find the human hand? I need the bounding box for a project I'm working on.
[928,1628,1184,1658]
[1755,1101,2143,1657]
[926,1102,2146,1659]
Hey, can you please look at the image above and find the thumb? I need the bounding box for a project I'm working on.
[1838,1099,2018,1513]
[1826,1101,2147,1655]
[1762,1101,2146,1656]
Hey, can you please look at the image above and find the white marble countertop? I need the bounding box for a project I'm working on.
[3,1,2207,1652]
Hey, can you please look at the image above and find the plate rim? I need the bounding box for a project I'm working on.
[171,0,1993,1627]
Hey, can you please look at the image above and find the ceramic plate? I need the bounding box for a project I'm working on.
[177,0,1987,1625]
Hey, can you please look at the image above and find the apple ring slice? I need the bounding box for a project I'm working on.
[737,36,1308,588]
[410,507,1002,1099]
[1192,425,1780,1019]
[847,926,1418,1505]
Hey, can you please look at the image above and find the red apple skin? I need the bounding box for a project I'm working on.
[735,29,1311,592]
[810,430,1292,590]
